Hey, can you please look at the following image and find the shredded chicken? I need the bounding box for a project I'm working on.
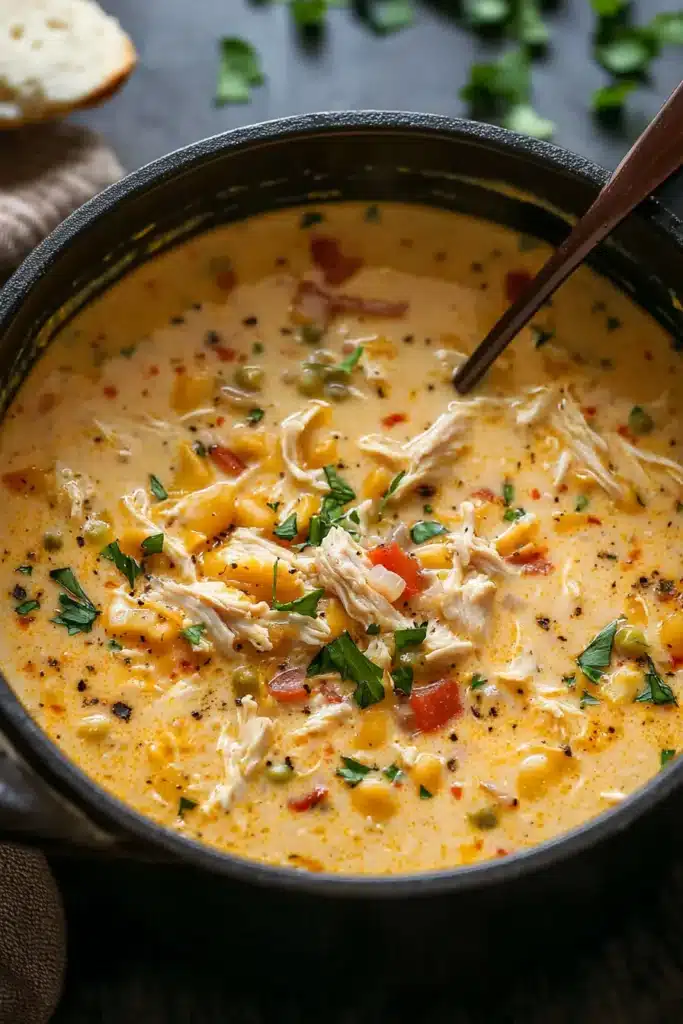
[550,392,628,502]
[122,488,196,581]
[92,418,134,460]
[56,463,93,522]
[422,621,473,665]
[290,694,353,738]
[612,434,683,490]
[553,450,572,488]
[213,526,303,568]
[315,526,409,630]
[511,386,555,426]
[358,401,474,502]
[531,683,587,743]
[495,651,537,684]
[202,696,273,812]
[279,401,329,492]
[441,572,497,639]
[153,578,273,654]
[393,741,419,769]
[452,501,516,577]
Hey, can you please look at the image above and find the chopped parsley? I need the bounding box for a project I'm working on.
[366,623,380,635]
[16,565,33,576]
[300,210,324,228]
[180,623,208,649]
[336,345,364,375]
[579,690,600,708]
[379,470,406,513]
[108,639,123,651]
[502,480,515,506]
[394,625,427,651]
[410,520,447,544]
[383,763,404,783]
[470,673,488,690]
[266,501,281,513]
[215,37,265,105]
[303,466,356,546]
[365,0,415,33]
[178,796,198,816]
[365,204,381,223]
[141,533,164,555]
[15,599,39,616]
[291,0,327,28]
[271,560,324,618]
[192,441,208,457]
[274,513,298,541]
[423,503,433,514]
[101,540,143,590]
[531,325,555,348]
[661,748,676,768]
[307,631,384,708]
[419,785,433,799]
[323,465,355,506]
[336,756,372,787]
[247,407,264,424]
[576,618,619,683]
[50,568,99,635]
[628,405,654,435]
[503,507,526,522]
[391,665,414,696]
[149,474,168,501]
[563,674,576,688]
[635,656,677,706]
[575,495,589,512]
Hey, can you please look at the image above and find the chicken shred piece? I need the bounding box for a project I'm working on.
[279,401,330,492]
[122,488,197,582]
[202,696,273,812]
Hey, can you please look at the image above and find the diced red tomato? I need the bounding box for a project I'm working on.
[103,385,118,399]
[530,488,541,500]
[368,542,424,600]
[409,677,463,733]
[505,269,533,303]
[267,668,309,704]
[288,785,328,812]
[587,515,602,526]
[214,345,236,362]
[617,425,633,440]
[209,445,245,476]
[450,784,463,800]
[310,236,363,286]
[381,412,408,428]
[471,487,502,505]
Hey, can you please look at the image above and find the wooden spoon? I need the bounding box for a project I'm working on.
[453,79,683,395]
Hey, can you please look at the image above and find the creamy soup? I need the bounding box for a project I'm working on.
[1,202,682,875]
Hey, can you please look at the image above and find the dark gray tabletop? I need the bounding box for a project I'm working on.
[56,3,683,1021]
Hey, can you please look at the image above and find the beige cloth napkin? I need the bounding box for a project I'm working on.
[0,121,123,1023]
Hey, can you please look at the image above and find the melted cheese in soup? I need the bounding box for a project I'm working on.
[1,202,683,874]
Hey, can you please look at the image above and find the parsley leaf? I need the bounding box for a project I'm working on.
[149,474,168,501]
[628,405,654,436]
[460,48,554,141]
[596,29,658,76]
[470,673,488,690]
[592,80,637,112]
[502,480,514,506]
[635,656,677,706]
[267,501,281,513]
[463,0,509,28]
[419,785,433,799]
[323,465,355,505]
[517,0,549,47]
[580,690,601,708]
[336,756,372,787]
[503,507,526,522]
[651,12,683,44]
[16,565,33,576]
[503,104,555,140]
[365,0,415,33]
[300,210,324,229]
[577,619,619,683]
[563,674,576,688]
[379,470,406,513]
[410,520,447,544]
[50,568,99,635]
[274,513,298,541]
[178,796,198,816]
[141,533,164,555]
[181,623,208,649]
[307,631,385,708]
[15,599,39,616]
[101,541,143,590]
[394,626,427,651]
[271,561,324,618]
[215,38,265,105]
[366,623,380,635]
[383,763,405,784]
[290,0,327,28]
[575,495,589,512]
[247,407,264,424]
[661,748,677,768]
[336,346,364,375]
[391,664,413,696]
[531,325,555,348]
[108,639,123,651]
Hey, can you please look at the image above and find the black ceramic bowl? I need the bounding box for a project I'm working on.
[2,113,683,968]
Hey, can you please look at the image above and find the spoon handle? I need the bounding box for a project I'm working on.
[454,78,683,395]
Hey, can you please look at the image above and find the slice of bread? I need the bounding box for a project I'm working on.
[0,0,136,129]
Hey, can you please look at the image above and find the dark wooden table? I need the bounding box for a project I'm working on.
[54,3,683,1020]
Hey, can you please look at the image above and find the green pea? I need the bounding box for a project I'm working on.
[232,665,260,697]
[322,366,349,385]
[300,324,324,346]
[614,623,648,657]
[42,530,63,552]
[323,381,350,402]
[296,368,322,397]
[234,365,264,391]
[265,762,294,784]
[467,807,499,831]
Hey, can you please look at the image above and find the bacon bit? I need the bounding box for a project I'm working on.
[587,515,602,525]
[471,487,502,505]
[450,785,463,800]
[48,704,64,715]
[505,269,533,303]
[310,236,363,286]
[288,853,324,872]
[147,365,160,377]
[209,445,245,476]
[331,292,409,318]
[214,346,236,362]
[319,680,344,704]
[215,269,236,292]
[38,393,58,415]
[530,488,541,500]
[381,412,408,428]
[103,385,118,399]
[474,838,484,852]
[267,668,308,704]
[558,483,568,493]
[216,416,225,426]
[18,616,35,628]
[288,785,328,812]
[581,406,597,418]
[292,278,409,326]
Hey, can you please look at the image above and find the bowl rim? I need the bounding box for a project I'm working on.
[2,109,683,898]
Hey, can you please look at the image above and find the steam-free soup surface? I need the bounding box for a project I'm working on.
[2,202,683,874]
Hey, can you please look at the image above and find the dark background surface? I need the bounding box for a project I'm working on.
[53,1,683,1020]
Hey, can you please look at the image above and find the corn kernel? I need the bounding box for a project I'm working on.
[411,753,444,794]
[171,442,214,494]
[324,596,355,638]
[660,612,683,658]
[602,666,643,705]
[353,708,389,750]
[350,777,399,822]
[496,516,539,555]
[77,713,111,739]
[118,526,150,557]
[233,492,278,531]
[305,435,338,469]
[362,466,393,501]
[517,748,567,800]
[552,512,590,534]
[170,372,213,414]
[294,493,320,536]
[228,426,270,461]
[415,544,451,570]
[172,481,236,536]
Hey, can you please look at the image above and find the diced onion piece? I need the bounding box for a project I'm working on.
[367,563,406,602]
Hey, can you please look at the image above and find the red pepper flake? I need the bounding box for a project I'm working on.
[103,385,118,399]
[287,785,328,812]
[209,445,246,476]
[617,425,632,440]
[216,416,225,426]
[496,848,510,857]
[521,557,554,576]
[471,488,502,505]
[530,488,541,500]
[505,269,532,304]
[174,365,186,375]
[587,515,602,525]
[148,365,160,377]
[672,656,683,670]
[214,346,236,362]
[215,269,236,292]
[381,412,408,428]
[581,406,597,418]
[450,785,463,800]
